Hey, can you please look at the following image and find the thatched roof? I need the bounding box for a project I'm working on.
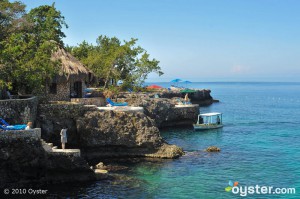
[51,46,90,77]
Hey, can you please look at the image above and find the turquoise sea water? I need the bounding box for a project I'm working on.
[50,82,300,198]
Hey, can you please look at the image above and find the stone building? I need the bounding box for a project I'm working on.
[47,47,92,101]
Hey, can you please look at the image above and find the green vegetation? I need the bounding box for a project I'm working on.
[0,0,163,98]
[0,1,67,96]
[69,36,163,89]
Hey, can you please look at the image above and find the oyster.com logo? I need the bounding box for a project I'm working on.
[225,180,238,192]
[224,180,296,197]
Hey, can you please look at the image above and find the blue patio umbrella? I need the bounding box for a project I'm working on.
[183,80,192,88]
[170,78,182,87]
[170,78,182,83]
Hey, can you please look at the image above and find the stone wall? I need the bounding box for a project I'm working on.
[38,102,95,119]
[38,102,97,147]
[0,129,95,188]
[0,128,41,140]
[47,81,70,101]
[46,79,87,102]
[71,97,106,107]
[0,96,38,125]
[81,80,87,97]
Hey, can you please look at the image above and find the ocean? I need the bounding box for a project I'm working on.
[49,82,300,198]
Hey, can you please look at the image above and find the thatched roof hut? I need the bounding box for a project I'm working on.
[47,46,92,101]
[51,46,90,80]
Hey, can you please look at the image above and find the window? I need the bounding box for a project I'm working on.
[49,83,57,94]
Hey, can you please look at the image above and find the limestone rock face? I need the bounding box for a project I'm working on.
[76,110,183,159]
[38,102,184,160]
[0,137,95,188]
[121,89,214,106]
[77,111,163,148]
[125,97,199,128]
[159,89,214,106]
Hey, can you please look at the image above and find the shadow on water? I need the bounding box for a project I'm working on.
[160,125,224,136]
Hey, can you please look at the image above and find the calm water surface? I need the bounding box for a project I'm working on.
[50,82,300,198]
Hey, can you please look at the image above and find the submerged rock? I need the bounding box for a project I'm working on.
[205,146,221,152]
[94,162,129,172]
[94,169,109,180]
[145,143,185,158]
[95,162,106,169]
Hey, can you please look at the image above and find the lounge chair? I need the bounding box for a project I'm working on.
[0,118,26,130]
[0,118,10,126]
[106,98,128,106]
[0,125,27,130]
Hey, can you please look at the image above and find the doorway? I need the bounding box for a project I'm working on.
[72,81,82,98]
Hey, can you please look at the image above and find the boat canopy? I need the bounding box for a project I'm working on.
[200,112,222,117]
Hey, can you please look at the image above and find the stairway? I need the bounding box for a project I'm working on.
[40,139,81,157]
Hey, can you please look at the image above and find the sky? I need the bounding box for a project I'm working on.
[20,0,300,82]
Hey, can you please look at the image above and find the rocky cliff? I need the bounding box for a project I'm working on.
[38,103,184,160]
[77,111,183,160]
[0,130,95,188]
[124,97,199,128]
[159,89,214,106]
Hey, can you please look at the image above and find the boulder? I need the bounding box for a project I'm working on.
[94,169,109,180]
[205,146,221,152]
[95,162,106,169]
[94,162,130,171]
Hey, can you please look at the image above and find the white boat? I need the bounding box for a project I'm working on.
[193,112,223,130]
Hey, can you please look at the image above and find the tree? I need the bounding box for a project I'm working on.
[0,0,26,42]
[0,0,27,96]
[1,33,60,93]
[70,35,163,89]
[0,2,68,96]
[26,3,68,46]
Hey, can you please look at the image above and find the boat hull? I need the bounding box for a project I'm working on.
[193,124,223,130]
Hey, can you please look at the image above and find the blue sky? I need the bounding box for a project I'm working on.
[20,0,300,82]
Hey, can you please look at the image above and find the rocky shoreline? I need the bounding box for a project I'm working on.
[0,130,96,188]
[0,89,214,187]
[125,97,200,128]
